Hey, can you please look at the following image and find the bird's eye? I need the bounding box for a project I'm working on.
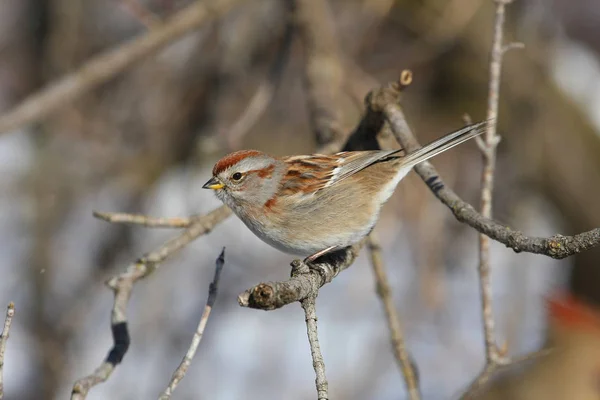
[231,172,244,181]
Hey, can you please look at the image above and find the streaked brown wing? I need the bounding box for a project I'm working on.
[279,150,403,195]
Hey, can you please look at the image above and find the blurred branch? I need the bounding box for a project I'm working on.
[159,249,226,400]
[0,0,244,135]
[367,234,420,400]
[0,302,15,400]
[225,13,295,149]
[459,348,553,399]
[71,206,231,399]
[295,0,347,146]
[93,211,195,228]
[120,0,163,29]
[366,82,600,259]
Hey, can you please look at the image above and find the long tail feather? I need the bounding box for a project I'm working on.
[401,120,489,168]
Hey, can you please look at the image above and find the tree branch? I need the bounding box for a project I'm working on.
[70,206,231,399]
[0,0,244,135]
[93,211,195,228]
[0,302,15,400]
[238,243,363,310]
[476,0,517,367]
[366,84,600,259]
[159,249,226,400]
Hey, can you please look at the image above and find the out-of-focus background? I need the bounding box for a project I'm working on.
[0,0,599,399]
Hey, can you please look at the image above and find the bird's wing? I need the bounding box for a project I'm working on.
[280,149,403,195]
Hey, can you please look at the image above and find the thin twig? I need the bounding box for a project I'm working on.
[290,259,329,399]
[93,211,194,228]
[301,295,328,400]
[71,206,231,399]
[367,234,420,400]
[366,85,600,259]
[0,302,15,400]
[159,248,226,400]
[0,0,244,135]
[477,0,514,366]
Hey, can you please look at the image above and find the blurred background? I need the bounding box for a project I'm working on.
[0,0,599,399]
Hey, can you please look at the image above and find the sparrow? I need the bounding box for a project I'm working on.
[203,121,487,261]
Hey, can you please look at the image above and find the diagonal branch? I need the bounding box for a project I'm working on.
[366,83,600,259]
[0,0,244,135]
[159,249,226,400]
[71,206,231,399]
[0,302,15,400]
[367,234,420,400]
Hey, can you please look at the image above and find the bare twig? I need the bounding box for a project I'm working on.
[366,84,600,259]
[0,302,15,400]
[71,206,231,399]
[476,0,514,366]
[93,211,194,228]
[159,249,226,400]
[301,295,329,400]
[367,234,420,400]
[0,0,244,135]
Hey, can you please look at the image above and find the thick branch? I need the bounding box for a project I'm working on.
[238,243,363,310]
[0,0,244,135]
[71,206,231,399]
[159,249,226,400]
[0,302,15,400]
[366,85,600,259]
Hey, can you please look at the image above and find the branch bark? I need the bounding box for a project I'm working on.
[300,293,329,400]
[366,85,600,259]
[238,243,363,310]
[159,249,226,400]
[0,0,244,135]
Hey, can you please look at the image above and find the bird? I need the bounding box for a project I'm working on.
[203,121,487,262]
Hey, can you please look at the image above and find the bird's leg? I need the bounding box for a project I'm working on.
[304,246,340,264]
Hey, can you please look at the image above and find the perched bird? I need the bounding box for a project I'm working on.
[203,121,487,261]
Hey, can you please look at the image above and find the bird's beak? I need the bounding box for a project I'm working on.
[202,177,224,190]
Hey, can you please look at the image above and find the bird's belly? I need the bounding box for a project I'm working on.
[243,207,377,257]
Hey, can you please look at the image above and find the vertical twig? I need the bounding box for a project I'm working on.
[0,302,15,400]
[159,248,226,400]
[367,234,420,400]
[301,296,329,400]
[477,0,520,375]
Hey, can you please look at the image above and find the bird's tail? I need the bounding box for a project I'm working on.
[401,120,489,168]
